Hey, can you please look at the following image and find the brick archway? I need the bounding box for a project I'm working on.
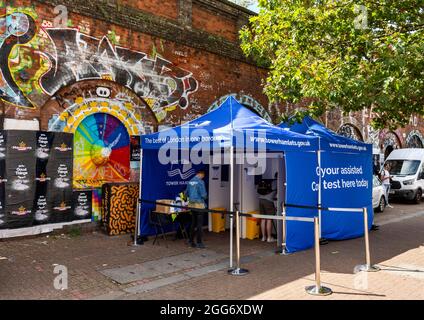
[406,130,424,148]
[337,123,364,141]
[380,131,402,159]
[40,79,158,135]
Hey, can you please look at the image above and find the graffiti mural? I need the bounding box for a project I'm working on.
[0,9,198,121]
[406,130,424,148]
[0,10,38,107]
[208,94,271,122]
[337,123,364,141]
[73,113,130,189]
[42,79,157,134]
[40,80,156,189]
[39,28,198,120]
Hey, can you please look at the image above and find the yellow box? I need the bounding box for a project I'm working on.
[246,213,260,240]
[211,207,226,233]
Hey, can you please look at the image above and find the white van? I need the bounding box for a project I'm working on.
[384,148,424,203]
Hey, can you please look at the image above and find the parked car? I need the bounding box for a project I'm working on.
[384,148,424,204]
[372,175,385,213]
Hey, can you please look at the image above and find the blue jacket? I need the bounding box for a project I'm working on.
[186,175,207,205]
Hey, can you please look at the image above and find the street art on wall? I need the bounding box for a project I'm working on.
[42,79,157,134]
[0,7,198,122]
[73,113,130,189]
[0,8,50,108]
[41,80,156,189]
[102,182,139,236]
[406,130,424,148]
[337,123,364,141]
[380,131,402,159]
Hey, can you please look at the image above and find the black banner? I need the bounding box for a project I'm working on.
[4,200,34,229]
[36,131,53,160]
[130,135,141,161]
[3,130,36,157]
[0,131,5,160]
[47,160,73,192]
[49,188,73,223]
[0,130,76,228]
[50,132,73,160]
[72,190,92,220]
[33,180,50,225]
[0,179,5,229]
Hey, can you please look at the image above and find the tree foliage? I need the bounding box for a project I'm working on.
[240,0,424,129]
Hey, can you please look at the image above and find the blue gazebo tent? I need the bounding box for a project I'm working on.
[138,97,320,255]
[279,116,373,242]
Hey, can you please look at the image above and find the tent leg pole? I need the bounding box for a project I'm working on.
[132,148,143,246]
[228,146,234,272]
[317,143,328,246]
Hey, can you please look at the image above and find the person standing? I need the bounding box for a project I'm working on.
[186,170,207,248]
[381,163,393,208]
[257,177,277,242]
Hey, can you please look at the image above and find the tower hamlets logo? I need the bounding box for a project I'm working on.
[167,160,196,180]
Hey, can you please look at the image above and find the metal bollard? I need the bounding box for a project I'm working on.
[305,217,332,295]
[131,200,142,246]
[230,211,249,276]
[227,212,234,273]
[355,207,380,272]
[280,205,290,255]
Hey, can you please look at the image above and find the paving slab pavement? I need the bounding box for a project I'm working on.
[0,200,422,300]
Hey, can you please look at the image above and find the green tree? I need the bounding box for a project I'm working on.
[240,0,424,129]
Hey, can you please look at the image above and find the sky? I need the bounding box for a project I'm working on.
[248,2,259,13]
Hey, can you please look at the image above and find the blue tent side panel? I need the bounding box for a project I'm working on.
[285,151,318,252]
[321,151,373,239]
[139,149,207,237]
[281,116,373,242]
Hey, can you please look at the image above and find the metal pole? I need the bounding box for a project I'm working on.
[228,145,235,271]
[276,154,283,254]
[317,137,328,246]
[356,207,380,272]
[282,204,290,255]
[132,147,143,246]
[231,210,248,276]
[306,217,332,295]
[228,96,235,271]
[317,139,322,238]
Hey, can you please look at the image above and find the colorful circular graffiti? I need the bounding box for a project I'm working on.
[73,113,130,189]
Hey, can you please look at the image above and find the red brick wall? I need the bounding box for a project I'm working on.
[118,0,179,21]
[0,0,268,132]
[192,3,238,42]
